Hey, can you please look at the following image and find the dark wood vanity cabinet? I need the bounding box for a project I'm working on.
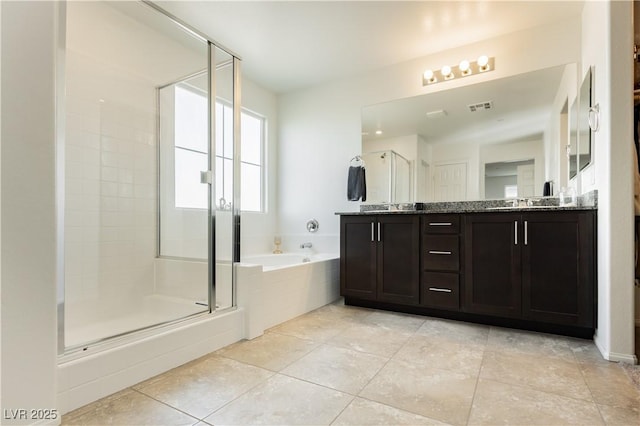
[521,212,594,327]
[464,211,595,327]
[340,216,377,300]
[340,215,420,305]
[420,215,462,311]
[463,213,522,318]
[340,209,596,335]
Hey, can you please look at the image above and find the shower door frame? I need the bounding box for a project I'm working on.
[57,0,242,355]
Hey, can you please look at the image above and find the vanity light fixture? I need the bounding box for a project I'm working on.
[441,65,453,80]
[423,69,436,84]
[422,55,495,86]
[459,59,471,76]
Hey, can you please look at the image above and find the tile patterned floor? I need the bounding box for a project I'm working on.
[63,300,640,426]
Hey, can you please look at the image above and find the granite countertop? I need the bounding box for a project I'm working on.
[336,191,598,216]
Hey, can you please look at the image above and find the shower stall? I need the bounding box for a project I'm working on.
[59,1,239,352]
[361,150,412,204]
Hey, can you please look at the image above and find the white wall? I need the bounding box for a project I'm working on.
[278,17,581,253]
[239,78,279,257]
[581,1,636,363]
[1,1,59,423]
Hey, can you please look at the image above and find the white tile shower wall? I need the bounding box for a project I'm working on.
[154,258,207,303]
[64,49,157,312]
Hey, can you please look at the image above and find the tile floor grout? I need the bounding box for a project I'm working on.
[63,301,640,426]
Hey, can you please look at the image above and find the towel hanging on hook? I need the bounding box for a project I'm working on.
[350,155,365,167]
[348,155,367,201]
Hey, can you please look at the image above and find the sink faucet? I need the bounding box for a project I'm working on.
[300,242,312,249]
[511,198,534,208]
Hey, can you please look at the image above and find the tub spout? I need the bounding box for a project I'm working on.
[300,242,312,249]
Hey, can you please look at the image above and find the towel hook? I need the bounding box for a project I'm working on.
[588,103,600,132]
[350,155,365,167]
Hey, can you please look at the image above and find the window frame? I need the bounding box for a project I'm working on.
[172,85,266,213]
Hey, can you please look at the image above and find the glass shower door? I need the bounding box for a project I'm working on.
[62,1,226,351]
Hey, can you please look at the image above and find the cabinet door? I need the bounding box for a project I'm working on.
[521,212,594,327]
[377,215,420,305]
[340,216,377,300]
[464,214,522,318]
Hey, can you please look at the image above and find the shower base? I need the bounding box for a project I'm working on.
[64,294,209,349]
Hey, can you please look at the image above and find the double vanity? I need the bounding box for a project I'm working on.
[337,195,597,338]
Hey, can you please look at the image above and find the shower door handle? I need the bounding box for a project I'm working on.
[200,170,213,184]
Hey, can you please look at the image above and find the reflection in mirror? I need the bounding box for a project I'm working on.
[485,160,535,199]
[361,150,411,204]
[569,97,578,180]
[578,67,593,171]
[362,64,575,201]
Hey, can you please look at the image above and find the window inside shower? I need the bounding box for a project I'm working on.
[171,87,265,213]
[61,1,238,352]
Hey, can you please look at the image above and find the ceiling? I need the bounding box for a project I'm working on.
[154,1,585,94]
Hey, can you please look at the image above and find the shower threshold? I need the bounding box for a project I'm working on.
[64,294,208,349]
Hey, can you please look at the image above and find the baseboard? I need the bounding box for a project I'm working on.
[608,351,638,364]
[594,332,638,364]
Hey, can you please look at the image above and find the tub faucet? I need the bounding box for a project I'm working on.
[300,242,312,249]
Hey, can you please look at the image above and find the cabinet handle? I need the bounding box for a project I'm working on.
[524,220,528,245]
[371,222,375,242]
[429,222,452,226]
[428,250,452,255]
[377,222,381,242]
[428,287,453,293]
[514,220,518,245]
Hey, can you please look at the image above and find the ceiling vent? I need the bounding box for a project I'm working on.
[468,101,493,112]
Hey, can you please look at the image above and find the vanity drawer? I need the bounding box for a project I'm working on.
[423,235,459,271]
[421,272,459,310]
[423,215,460,234]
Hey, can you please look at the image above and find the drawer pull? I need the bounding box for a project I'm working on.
[428,287,453,293]
[429,222,452,226]
[428,250,452,255]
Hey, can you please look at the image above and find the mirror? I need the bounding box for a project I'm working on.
[569,97,578,180]
[485,160,535,199]
[578,67,593,171]
[361,64,574,201]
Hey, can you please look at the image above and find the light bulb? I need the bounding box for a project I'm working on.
[477,55,489,67]
[459,59,470,73]
[441,65,452,77]
[375,130,383,135]
[423,69,434,81]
